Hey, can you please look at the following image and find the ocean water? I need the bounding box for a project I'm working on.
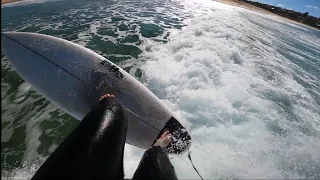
[1,0,320,179]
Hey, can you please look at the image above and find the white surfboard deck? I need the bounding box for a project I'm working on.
[1,32,191,153]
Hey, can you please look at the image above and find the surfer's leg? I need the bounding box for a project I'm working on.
[31,94,127,180]
[132,131,178,180]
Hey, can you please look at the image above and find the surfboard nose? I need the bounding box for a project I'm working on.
[2,32,31,72]
[2,32,28,45]
[2,32,51,58]
[1,32,94,120]
[1,32,39,67]
[1,32,20,58]
[2,31,35,42]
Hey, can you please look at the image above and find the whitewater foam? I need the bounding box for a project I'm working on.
[123,1,320,179]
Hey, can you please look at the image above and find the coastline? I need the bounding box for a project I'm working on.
[1,0,318,31]
[216,0,319,31]
[1,0,23,4]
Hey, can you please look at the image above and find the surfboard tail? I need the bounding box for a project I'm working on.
[154,117,192,154]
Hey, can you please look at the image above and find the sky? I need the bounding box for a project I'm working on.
[255,0,320,17]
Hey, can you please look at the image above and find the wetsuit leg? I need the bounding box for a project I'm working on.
[132,146,178,180]
[31,96,127,180]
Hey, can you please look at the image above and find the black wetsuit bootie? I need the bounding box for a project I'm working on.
[31,96,127,180]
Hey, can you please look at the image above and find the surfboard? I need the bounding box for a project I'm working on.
[1,32,191,154]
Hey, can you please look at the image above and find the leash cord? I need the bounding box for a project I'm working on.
[188,149,204,180]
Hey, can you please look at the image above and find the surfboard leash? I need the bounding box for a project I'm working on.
[188,149,204,180]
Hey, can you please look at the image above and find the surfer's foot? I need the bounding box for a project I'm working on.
[99,94,115,101]
[153,130,172,148]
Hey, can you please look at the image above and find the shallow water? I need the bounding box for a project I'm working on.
[1,0,320,179]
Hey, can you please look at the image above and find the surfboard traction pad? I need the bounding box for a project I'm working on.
[153,117,192,154]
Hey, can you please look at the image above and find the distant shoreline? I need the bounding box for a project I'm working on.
[1,0,23,4]
[1,0,318,31]
[216,0,319,31]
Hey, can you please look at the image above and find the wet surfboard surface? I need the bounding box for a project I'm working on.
[1,32,191,154]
